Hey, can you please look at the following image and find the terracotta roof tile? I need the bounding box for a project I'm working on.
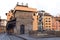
[15,6,37,12]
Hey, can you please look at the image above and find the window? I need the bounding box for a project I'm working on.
[39,20,41,21]
[46,18,47,19]
[49,26,50,27]
[49,18,50,19]
[46,26,48,27]
[37,18,38,20]
[33,13,35,16]
[46,23,48,25]
[8,14,10,16]
[46,20,51,22]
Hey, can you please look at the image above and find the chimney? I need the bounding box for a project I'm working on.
[16,2,19,6]
[26,3,28,7]
[21,2,23,6]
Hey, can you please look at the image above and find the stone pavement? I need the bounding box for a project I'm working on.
[17,34,60,40]
[0,33,24,40]
[0,33,60,40]
[17,34,37,40]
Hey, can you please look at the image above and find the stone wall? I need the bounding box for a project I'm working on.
[14,11,33,34]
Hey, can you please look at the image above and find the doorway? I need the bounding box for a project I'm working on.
[20,24,25,34]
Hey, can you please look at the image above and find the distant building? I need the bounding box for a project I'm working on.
[55,17,60,31]
[0,18,7,33]
[0,19,7,27]
[56,21,60,31]
[6,4,38,34]
[38,11,52,31]
[52,17,57,31]
[49,16,60,31]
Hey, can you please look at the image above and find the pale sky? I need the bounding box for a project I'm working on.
[0,0,60,19]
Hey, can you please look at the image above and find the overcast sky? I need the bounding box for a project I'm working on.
[0,0,60,19]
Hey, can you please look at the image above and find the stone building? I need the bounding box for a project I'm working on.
[6,4,38,34]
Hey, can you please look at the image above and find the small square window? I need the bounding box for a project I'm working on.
[49,18,50,19]
[46,18,47,19]
[46,23,48,25]
[46,26,48,27]
[49,21,50,22]
[33,13,35,16]
[8,14,10,16]
[37,18,38,20]
[49,26,50,27]
[46,20,48,22]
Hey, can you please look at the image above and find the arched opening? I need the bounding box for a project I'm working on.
[6,23,14,34]
[20,24,25,34]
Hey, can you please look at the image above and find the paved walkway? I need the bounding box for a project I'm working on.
[0,33,23,40]
[18,34,37,40]
[1,33,60,40]
[17,34,60,40]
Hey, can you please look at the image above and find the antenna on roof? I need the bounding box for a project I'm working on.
[17,2,19,5]
[21,2,23,5]
[26,3,28,7]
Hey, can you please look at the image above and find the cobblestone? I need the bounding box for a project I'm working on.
[18,34,60,40]
[0,33,24,40]
[0,33,60,40]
